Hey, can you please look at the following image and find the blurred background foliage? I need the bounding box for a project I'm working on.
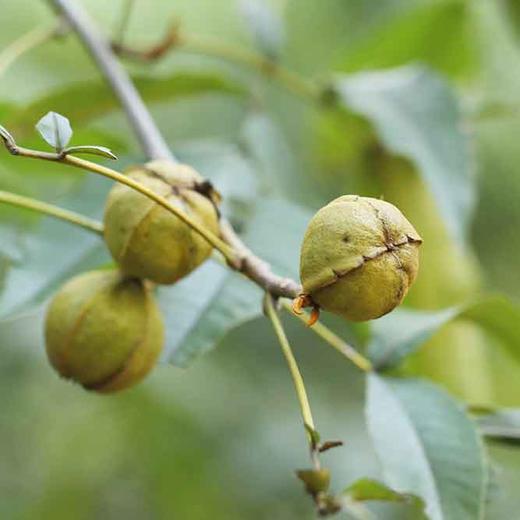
[0,0,519,518]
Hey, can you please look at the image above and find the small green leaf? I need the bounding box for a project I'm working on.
[343,478,426,510]
[36,111,73,151]
[63,145,118,160]
[0,176,111,320]
[366,374,487,520]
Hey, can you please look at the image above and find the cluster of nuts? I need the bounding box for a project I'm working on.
[45,160,221,393]
[45,163,421,393]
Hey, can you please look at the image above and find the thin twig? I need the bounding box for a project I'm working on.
[0,131,237,263]
[0,21,66,79]
[264,294,317,452]
[114,0,136,47]
[220,219,301,299]
[281,300,373,372]
[46,0,307,297]
[43,0,373,377]
[47,0,173,161]
[111,21,319,103]
[0,190,103,234]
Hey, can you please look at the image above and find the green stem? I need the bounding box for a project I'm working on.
[0,23,63,78]
[282,300,373,372]
[179,33,319,103]
[264,294,316,434]
[114,0,136,46]
[0,190,103,234]
[3,142,237,264]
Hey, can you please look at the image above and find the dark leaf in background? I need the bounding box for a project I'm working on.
[368,296,520,370]
[6,73,245,140]
[159,198,311,366]
[339,0,474,79]
[366,374,487,520]
[335,65,475,246]
[0,175,111,320]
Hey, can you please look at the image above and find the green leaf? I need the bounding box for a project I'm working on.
[344,478,422,504]
[0,220,107,320]
[36,111,72,151]
[366,374,488,520]
[368,307,460,369]
[158,262,261,367]
[175,139,259,225]
[334,65,475,245]
[63,145,117,160]
[339,0,474,79]
[368,295,520,370]
[159,198,311,366]
[476,409,520,443]
[0,175,111,320]
[7,72,245,140]
[239,0,284,60]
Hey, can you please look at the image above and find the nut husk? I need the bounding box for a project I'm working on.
[45,269,164,393]
[299,195,422,322]
[103,159,220,285]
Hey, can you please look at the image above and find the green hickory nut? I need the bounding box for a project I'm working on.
[295,195,422,323]
[45,269,164,393]
[103,159,221,285]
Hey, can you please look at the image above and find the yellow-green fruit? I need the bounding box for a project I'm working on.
[299,195,422,321]
[44,270,164,393]
[103,159,220,285]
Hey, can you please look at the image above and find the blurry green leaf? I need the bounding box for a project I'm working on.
[240,110,297,198]
[0,175,111,320]
[476,409,520,444]
[505,0,520,39]
[7,73,245,140]
[175,139,259,227]
[63,145,117,160]
[340,0,474,78]
[239,0,284,60]
[159,198,311,366]
[342,478,427,520]
[343,478,424,506]
[368,307,460,369]
[36,111,72,151]
[0,220,107,320]
[366,374,487,520]
[158,262,261,367]
[334,66,475,245]
[368,295,520,370]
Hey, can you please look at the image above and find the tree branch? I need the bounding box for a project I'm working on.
[47,0,172,161]
[41,0,371,375]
